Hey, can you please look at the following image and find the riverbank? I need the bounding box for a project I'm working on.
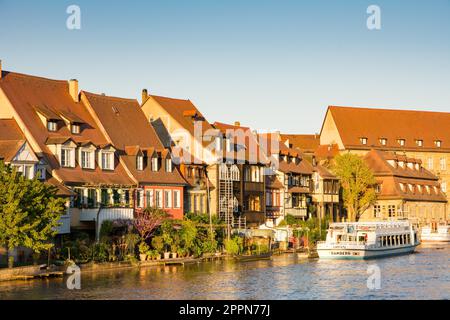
[0,245,448,300]
[0,249,312,282]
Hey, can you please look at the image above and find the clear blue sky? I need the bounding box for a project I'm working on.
[1,0,449,133]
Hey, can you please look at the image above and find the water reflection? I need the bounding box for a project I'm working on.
[0,245,448,300]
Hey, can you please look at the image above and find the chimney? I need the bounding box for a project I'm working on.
[69,79,79,102]
[0,60,2,80]
[234,121,240,127]
[142,89,149,105]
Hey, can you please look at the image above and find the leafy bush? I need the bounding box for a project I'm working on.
[151,236,164,253]
[138,241,150,255]
[224,236,243,255]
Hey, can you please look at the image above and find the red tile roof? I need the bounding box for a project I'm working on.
[83,91,186,185]
[0,119,25,161]
[364,149,447,202]
[0,71,134,186]
[280,134,320,153]
[326,106,450,151]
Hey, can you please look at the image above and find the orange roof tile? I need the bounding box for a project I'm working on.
[83,92,186,186]
[327,106,450,151]
[0,71,134,186]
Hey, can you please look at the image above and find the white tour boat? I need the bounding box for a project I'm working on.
[420,223,450,243]
[317,221,420,259]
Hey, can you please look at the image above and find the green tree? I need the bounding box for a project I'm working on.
[332,153,377,222]
[0,161,66,267]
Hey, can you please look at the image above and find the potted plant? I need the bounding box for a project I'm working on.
[151,236,164,260]
[138,241,149,261]
[170,244,178,259]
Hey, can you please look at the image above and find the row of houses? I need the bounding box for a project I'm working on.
[0,62,448,243]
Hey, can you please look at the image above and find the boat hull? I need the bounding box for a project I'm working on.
[317,245,417,260]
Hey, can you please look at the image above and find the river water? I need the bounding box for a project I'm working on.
[0,244,448,300]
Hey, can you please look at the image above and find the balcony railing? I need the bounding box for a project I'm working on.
[56,214,71,234]
[285,207,308,217]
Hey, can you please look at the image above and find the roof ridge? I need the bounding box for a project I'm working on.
[329,105,450,115]
[1,70,67,84]
[83,91,139,103]
[150,94,191,102]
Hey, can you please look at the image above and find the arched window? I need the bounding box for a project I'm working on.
[230,164,240,181]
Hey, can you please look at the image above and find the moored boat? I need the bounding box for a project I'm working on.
[421,222,450,243]
[317,221,420,260]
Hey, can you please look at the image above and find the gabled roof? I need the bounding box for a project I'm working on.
[364,149,447,202]
[325,106,450,151]
[213,121,269,164]
[0,119,26,162]
[83,91,186,185]
[149,94,220,151]
[0,71,134,186]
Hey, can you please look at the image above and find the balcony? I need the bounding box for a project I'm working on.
[56,214,71,234]
[79,207,134,222]
[285,207,308,217]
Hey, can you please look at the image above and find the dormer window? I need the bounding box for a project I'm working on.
[416,140,423,147]
[136,155,144,171]
[61,147,74,167]
[435,140,442,148]
[151,157,159,172]
[375,184,382,193]
[71,124,80,134]
[101,151,114,170]
[379,138,387,146]
[47,121,58,132]
[80,149,95,169]
[165,158,172,172]
[360,137,368,145]
[400,183,405,192]
[398,139,405,146]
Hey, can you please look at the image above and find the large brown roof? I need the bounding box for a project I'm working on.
[150,94,218,140]
[326,106,450,152]
[364,149,447,202]
[0,71,134,186]
[83,92,186,185]
[213,122,269,164]
[280,134,320,153]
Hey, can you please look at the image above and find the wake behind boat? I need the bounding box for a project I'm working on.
[317,221,420,260]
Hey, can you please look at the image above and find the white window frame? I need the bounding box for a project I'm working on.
[71,124,80,134]
[145,189,154,207]
[151,157,159,172]
[440,158,446,171]
[165,158,172,172]
[442,182,447,193]
[81,149,94,169]
[47,121,57,132]
[155,190,163,208]
[137,155,144,171]
[173,190,181,209]
[61,148,73,168]
[101,151,114,170]
[164,190,172,208]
